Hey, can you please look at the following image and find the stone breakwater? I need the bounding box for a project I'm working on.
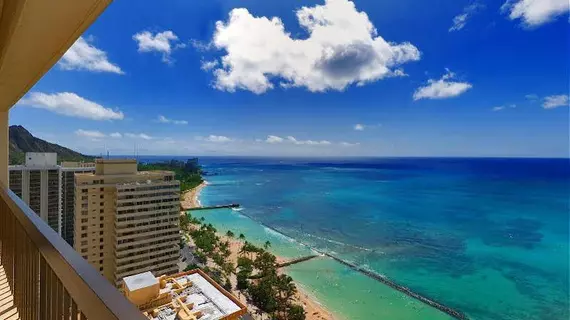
[320,252,468,320]
[231,210,468,320]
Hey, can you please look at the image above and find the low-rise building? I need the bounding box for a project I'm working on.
[121,269,247,320]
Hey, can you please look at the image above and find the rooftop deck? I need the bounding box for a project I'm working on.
[123,270,247,320]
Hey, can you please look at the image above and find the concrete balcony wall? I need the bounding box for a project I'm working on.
[0,112,7,186]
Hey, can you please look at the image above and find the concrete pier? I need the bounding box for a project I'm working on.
[277,255,319,268]
[184,203,240,211]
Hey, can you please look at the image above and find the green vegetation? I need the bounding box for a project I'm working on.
[182,213,236,298]
[237,242,305,320]
[184,263,200,271]
[138,158,203,192]
[182,212,306,320]
[9,152,25,165]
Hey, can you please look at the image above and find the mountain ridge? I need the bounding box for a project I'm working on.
[9,125,94,165]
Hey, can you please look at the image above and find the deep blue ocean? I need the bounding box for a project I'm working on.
[140,156,570,320]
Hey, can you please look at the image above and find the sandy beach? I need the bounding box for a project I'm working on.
[217,234,336,320]
[180,180,208,209]
[181,182,335,320]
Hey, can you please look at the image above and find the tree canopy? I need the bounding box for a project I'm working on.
[138,158,203,192]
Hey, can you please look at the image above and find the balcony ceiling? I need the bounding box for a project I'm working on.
[0,0,112,112]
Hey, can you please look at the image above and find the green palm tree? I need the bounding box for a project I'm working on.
[275,274,297,318]
[238,233,246,240]
[239,241,249,258]
[226,230,235,238]
[263,241,271,250]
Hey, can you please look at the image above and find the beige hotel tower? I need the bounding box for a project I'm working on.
[74,159,181,285]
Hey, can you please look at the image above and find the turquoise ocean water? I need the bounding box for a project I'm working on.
[151,156,568,320]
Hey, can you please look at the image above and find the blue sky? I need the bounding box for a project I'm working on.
[10,0,570,157]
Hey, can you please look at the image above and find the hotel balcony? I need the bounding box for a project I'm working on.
[0,185,148,320]
[0,0,148,319]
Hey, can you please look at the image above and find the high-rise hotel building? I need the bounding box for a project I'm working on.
[9,154,96,244]
[9,153,61,232]
[60,161,96,246]
[73,159,181,285]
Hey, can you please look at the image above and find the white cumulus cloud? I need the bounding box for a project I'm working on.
[264,135,338,146]
[201,60,219,71]
[543,95,569,109]
[59,36,123,74]
[133,30,185,64]
[75,129,106,139]
[353,123,381,131]
[449,3,485,32]
[286,136,331,145]
[206,0,420,94]
[340,142,361,147]
[109,132,122,138]
[158,115,188,125]
[413,69,472,100]
[203,134,233,143]
[266,135,284,144]
[354,124,365,131]
[125,133,153,140]
[501,0,569,27]
[18,92,124,120]
[492,104,516,111]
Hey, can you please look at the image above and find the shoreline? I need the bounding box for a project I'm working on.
[181,180,208,209]
[192,231,336,320]
[181,182,336,320]
[218,233,336,320]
